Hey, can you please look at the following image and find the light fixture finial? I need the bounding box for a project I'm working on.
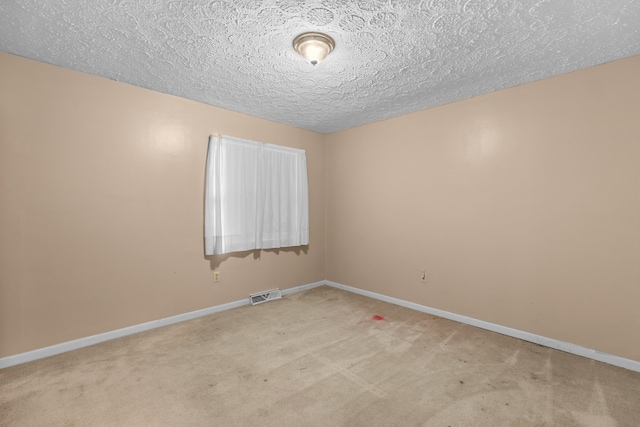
[293,32,335,66]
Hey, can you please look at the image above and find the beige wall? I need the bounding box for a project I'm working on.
[0,53,325,358]
[2,51,639,363]
[326,56,640,361]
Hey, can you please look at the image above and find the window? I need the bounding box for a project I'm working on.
[204,135,309,255]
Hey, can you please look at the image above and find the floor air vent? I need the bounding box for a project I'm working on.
[249,289,282,305]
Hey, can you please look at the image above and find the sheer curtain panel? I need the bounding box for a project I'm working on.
[204,135,309,256]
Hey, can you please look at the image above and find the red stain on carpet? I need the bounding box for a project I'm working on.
[372,315,385,321]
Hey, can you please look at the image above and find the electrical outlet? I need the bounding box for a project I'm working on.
[420,270,427,283]
[213,271,221,282]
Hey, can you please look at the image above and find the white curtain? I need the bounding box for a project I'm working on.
[204,135,309,255]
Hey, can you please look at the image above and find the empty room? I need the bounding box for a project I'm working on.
[1,1,639,426]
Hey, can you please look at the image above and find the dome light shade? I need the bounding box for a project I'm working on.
[293,32,335,66]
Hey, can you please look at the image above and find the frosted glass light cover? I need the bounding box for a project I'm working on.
[293,32,335,66]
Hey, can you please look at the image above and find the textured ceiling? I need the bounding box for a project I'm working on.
[1,1,639,133]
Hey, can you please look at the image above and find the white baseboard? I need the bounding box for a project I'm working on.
[0,280,325,369]
[4,279,637,373]
[280,280,325,296]
[325,280,640,373]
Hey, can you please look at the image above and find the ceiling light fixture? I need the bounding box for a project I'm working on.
[293,32,335,66]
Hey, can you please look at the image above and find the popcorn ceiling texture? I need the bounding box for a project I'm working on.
[1,0,639,133]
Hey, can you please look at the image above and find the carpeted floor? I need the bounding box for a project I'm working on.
[1,285,639,426]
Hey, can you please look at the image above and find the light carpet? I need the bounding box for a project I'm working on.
[1,286,639,426]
